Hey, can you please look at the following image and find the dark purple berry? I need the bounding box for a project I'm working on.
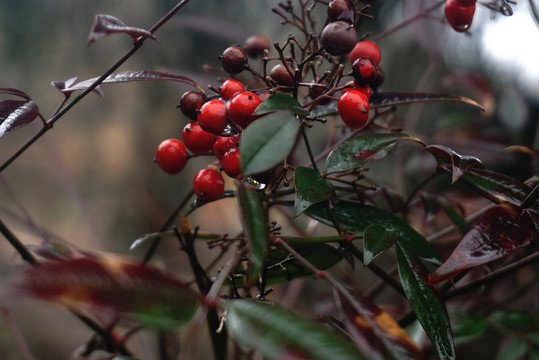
[221,46,248,74]
[320,21,357,56]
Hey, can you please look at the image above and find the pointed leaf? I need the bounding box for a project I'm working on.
[459,168,539,208]
[371,91,484,111]
[15,256,198,329]
[0,100,40,139]
[240,112,300,176]
[237,182,268,283]
[396,244,455,360]
[0,88,31,100]
[294,167,335,216]
[426,145,483,183]
[305,201,441,265]
[363,224,397,265]
[325,133,424,175]
[452,315,488,339]
[226,300,366,360]
[430,204,536,284]
[335,287,425,360]
[254,93,309,116]
[57,71,199,97]
[490,310,539,332]
[87,14,158,46]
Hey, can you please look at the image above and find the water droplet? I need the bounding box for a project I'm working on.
[500,4,513,16]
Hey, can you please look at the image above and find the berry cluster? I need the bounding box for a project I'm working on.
[444,0,477,32]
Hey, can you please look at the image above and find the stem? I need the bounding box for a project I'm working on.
[521,183,539,209]
[402,168,442,211]
[0,0,193,173]
[0,218,36,265]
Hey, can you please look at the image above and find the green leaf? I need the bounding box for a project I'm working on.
[226,300,366,360]
[497,337,527,360]
[294,167,335,216]
[459,168,539,208]
[395,244,455,360]
[371,91,485,111]
[363,224,397,265]
[254,92,309,116]
[305,201,441,265]
[325,133,424,175]
[238,182,268,284]
[240,112,300,176]
[491,310,539,332]
[441,204,471,235]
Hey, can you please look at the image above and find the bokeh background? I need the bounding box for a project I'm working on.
[0,0,537,358]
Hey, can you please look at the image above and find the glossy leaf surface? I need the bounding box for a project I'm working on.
[254,92,309,116]
[371,91,484,110]
[363,224,397,265]
[396,244,455,360]
[426,145,483,183]
[294,167,334,216]
[15,256,198,329]
[238,182,268,283]
[0,88,31,100]
[430,204,536,284]
[305,201,441,264]
[87,14,157,46]
[335,287,425,360]
[0,100,40,139]
[226,300,365,360]
[240,112,300,176]
[326,133,425,175]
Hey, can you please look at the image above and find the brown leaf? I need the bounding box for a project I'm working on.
[87,14,158,46]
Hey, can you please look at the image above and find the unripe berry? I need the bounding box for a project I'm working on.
[221,148,242,179]
[221,46,248,74]
[349,41,381,66]
[220,79,245,101]
[213,136,239,160]
[245,35,270,58]
[182,122,216,155]
[445,0,476,32]
[178,91,206,121]
[338,89,370,129]
[227,91,262,128]
[269,64,294,87]
[197,99,228,135]
[154,139,188,174]
[320,21,357,56]
[193,168,225,202]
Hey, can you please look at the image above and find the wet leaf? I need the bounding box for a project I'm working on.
[0,100,40,139]
[0,88,31,100]
[371,91,485,111]
[396,244,455,360]
[325,133,424,175]
[15,256,198,329]
[240,112,300,176]
[226,300,366,360]
[490,310,539,332]
[56,71,199,97]
[430,204,537,284]
[335,287,425,360]
[426,145,483,183]
[254,93,309,117]
[87,14,158,46]
[305,201,441,265]
[294,167,334,216]
[309,101,338,118]
[363,224,397,265]
[238,182,268,284]
[458,168,538,207]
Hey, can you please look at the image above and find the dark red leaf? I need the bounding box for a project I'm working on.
[0,88,31,100]
[0,100,40,139]
[371,91,485,110]
[87,14,158,46]
[426,145,483,183]
[430,204,537,284]
[56,71,199,97]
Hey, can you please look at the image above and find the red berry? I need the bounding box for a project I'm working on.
[197,99,228,135]
[455,0,476,6]
[328,0,354,24]
[193,168,225,202]
[269,64,294,87]
[338,89,370,129]
[178,91,206,121]
[351,57,378,86]
[154,139,189,175]
[221,46,248,74]
[182,122,216,155]
[445,0,476,32]
[342,80,371,99]
[220,79,245,101]
[320,21,357,56]
[213,135,239,160]
[221,148,242,179]
[245,35,271,58]
[227,91,262,128]
[349,41,381,66]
